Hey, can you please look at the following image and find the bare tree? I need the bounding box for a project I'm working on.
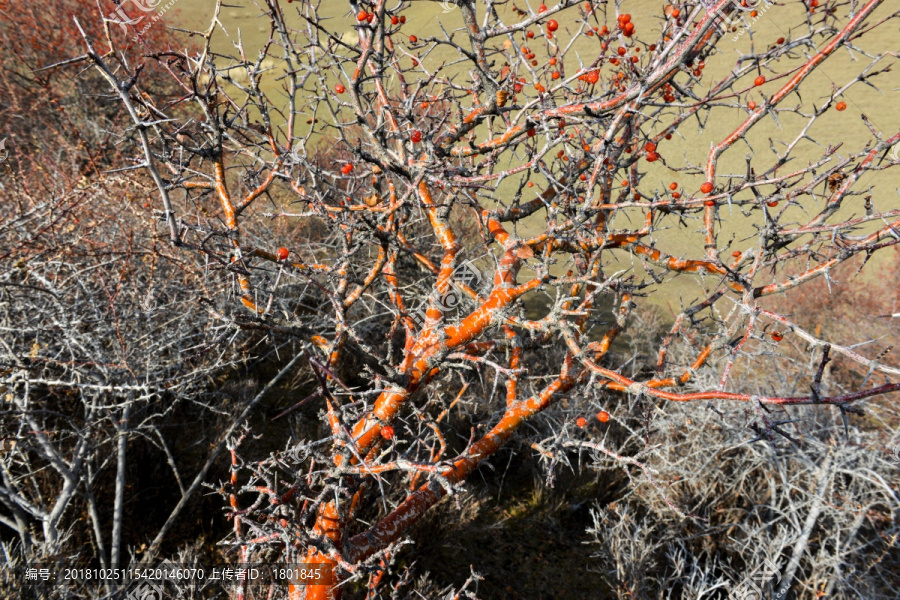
[10,0,900,597]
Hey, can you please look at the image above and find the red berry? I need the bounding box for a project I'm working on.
[747,100,756,110]
[399,15,406,23]
[356,10,368,21]
[597,411,610,423]
[538,3,547,13]
[646,152,659,162]
[669,182,678,190]
[835,101,847,111]
[617,46,626,56]
[334,83,345,94]
[671,192,680,199]
[754,75,766,86]
[527,127,536,137]
[409,35,418,43]
[771,331,783,342]
[645,142,656,152]
[732,250,742,258]
[381,425,395,439]
[527,30,534,39]
[576,417,588,428]
[276,247,289,261]
[391,15,399,25]
[705,199,716,207]
[341,163,353,175]
[551,71,560,79]
[767,200,779,207]
[410,130,422,143]
[547,19,559,32]
[618,13,631,24]
[776,37,785,44]
[700,182,714,194]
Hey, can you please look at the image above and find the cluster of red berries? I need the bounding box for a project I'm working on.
[661,82,676,103]
[668,181,682,199]
[578,70,599,84]
[521,45,537,66]
[576,411,611,428]
[356,9,407,25]
[617,13,634,37]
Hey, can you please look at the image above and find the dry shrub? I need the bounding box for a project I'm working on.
[0,1,262,593]
[0,0,190,189]
[765,250,900,387]
[3,1,900,599]
[562,303,900,600]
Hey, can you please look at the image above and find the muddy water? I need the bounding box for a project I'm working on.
[160,0,899,304]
